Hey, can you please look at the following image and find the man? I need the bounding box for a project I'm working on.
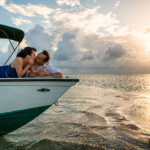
[26,50,63,78]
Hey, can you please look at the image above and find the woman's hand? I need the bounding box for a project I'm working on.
[28,57,34,65]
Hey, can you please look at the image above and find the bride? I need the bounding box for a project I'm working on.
[0,47,36,78]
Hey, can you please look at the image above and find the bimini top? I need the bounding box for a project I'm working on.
[0,24,24,43]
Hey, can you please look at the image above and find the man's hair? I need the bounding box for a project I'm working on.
[42,50,50,62]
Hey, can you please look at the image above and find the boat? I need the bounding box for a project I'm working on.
[0,24,79,136]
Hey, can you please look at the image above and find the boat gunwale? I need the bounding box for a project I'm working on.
[0,78,79,82]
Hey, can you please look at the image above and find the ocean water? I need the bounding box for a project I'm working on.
[0,74,150,150]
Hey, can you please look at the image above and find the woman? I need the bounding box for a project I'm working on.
[0,47,36,78]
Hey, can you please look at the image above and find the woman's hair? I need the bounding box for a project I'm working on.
[42,50,50,62]
[17,47,37,58]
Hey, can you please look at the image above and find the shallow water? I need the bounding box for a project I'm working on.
[1,74,150,150]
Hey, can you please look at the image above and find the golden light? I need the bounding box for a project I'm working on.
[145,43,150,52]
[142,31,150,53]
[144,28,150,53]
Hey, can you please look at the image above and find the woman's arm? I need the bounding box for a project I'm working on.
[27,64,39,77]
[30,64,37,73]
[13,58,32,77]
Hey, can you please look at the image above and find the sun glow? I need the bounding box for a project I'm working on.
[145,41,150,52]
[142,32,150,53]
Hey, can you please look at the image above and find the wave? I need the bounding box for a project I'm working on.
[27,139,106,150]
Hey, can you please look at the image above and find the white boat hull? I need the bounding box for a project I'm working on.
[0,78,79,135]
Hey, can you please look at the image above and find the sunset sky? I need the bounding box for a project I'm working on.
[1,0,150,74]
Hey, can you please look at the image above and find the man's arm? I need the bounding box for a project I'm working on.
[45,72,63,78]
[28,62,63,78]
[27,64,39,77]
[28,70,63,78]
[28,71,39,77]
[38,70,63,78]
[45,62,63,78]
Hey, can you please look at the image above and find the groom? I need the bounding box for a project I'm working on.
[26,50,63,78]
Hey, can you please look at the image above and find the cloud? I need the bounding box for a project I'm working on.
[0,39,19,65]
[0,0,5,6]
[24,25,59,55]
[1,0,150,74]
[0,0,53,19]
[1,1,148,74]
[42,20,52,27]
[53,32,80,61]
[103,44,126,61]
[56,0,80,7]
[144,27,150,34]
[51,29,150,73]
[44,7,150,73]
[51,7,120,34]
[1,25,149,74]
[12,17,31,26]
[82,51,94,60]
[115,0,120,8]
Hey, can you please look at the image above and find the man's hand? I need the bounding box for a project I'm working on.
[38,69,63,78]
[38,69,49,77]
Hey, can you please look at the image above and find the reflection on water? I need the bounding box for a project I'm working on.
[76,74,150,93]
[1,74,150,150]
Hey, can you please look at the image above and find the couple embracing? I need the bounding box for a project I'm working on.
[0,47,62,78]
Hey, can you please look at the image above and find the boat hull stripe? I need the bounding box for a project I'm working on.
[0,105,51,136]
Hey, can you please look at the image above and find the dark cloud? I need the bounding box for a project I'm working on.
[53,32,80,61]
[103,44,126,61]
[51,32,150,73]
[1,23,148,74]
[82,51,94,60]
[25,24,57,54]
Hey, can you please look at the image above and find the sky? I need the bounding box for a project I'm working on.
[1,0,150,74]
